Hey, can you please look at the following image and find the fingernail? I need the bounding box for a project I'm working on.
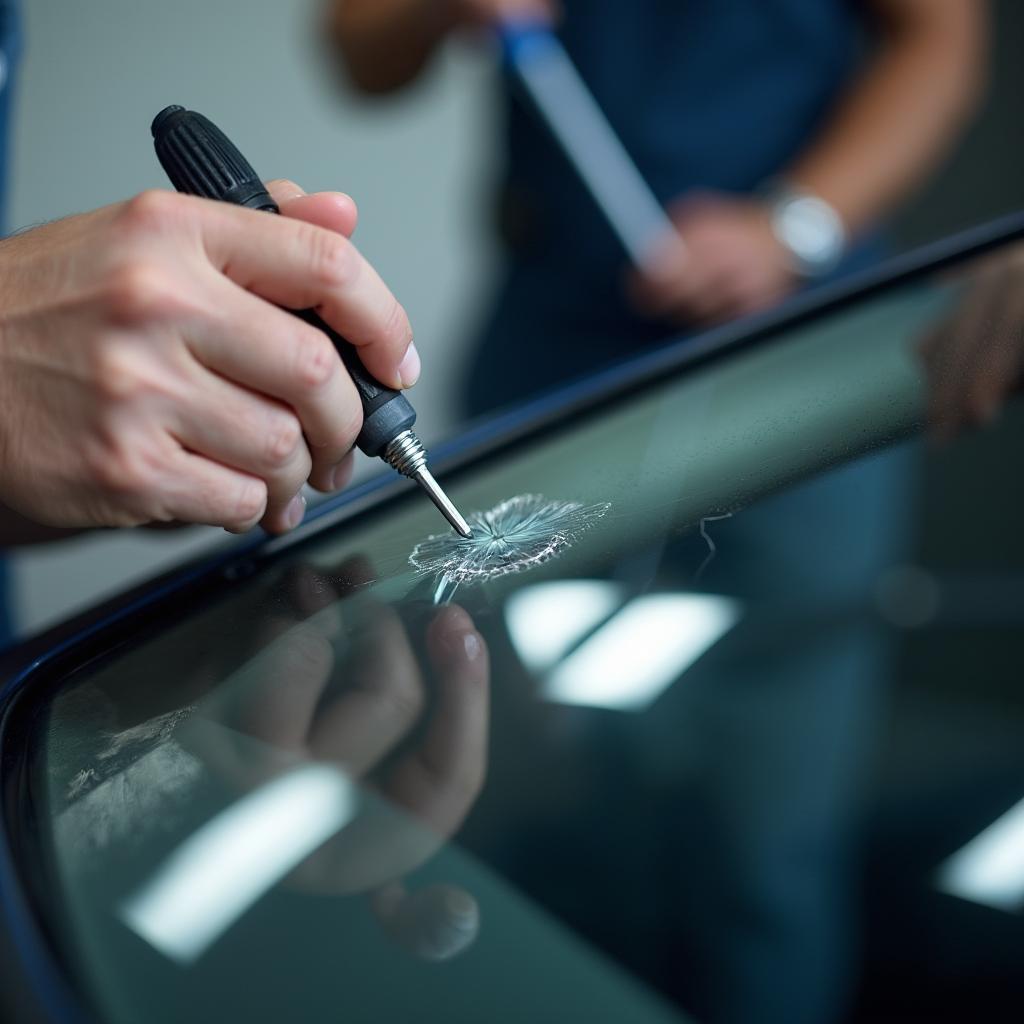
[398,343,421,388]
[460,631,482,661]
[268,178,306,202]
[285,493,307,530]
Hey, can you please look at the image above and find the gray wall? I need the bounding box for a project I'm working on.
[7,0,1024,636]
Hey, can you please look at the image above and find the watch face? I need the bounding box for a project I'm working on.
[773,196,846,274]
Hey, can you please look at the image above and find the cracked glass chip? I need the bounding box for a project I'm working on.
[409,494,611,588]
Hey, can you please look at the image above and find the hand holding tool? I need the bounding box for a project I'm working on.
[151,105,472,538]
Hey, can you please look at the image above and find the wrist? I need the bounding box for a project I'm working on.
[760,182,848,280]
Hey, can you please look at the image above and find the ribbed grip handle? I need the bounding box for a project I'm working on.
[150,105,417,457]
[151,105,277,212]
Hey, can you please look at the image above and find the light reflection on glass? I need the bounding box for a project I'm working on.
[937,796,1024,913]
[505,580,626,674]
[506,582,741,711]
[121,764,358,963]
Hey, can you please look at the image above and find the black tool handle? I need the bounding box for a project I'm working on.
[151,105,415,458]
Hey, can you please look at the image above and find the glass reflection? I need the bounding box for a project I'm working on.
[28,242,1024,1023]
[52,556,490,970]
[919,241,1024,439]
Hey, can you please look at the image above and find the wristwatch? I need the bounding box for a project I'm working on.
[764,185,848,279]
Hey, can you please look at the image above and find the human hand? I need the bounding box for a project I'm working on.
[189,575,489,959]
[631,192,799,327]
[0,180,416,535]
[918,244,1024,440]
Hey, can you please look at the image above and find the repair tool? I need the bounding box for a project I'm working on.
[498,17,680,269]
[151,105,472,539]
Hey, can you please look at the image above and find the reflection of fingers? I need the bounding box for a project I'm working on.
[308,607,424,771]
[924,274,1005,436]
[371,881,480,962]
[279,564,343,621]
[222,625,335,751]
[278,554,376,624]
[383,605,489,835]
[185,624,337,793]
[329,553,377,591]
[968,305,1024,425]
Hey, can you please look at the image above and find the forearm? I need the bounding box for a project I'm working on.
[327,0,456,94]
[784,0,989,235]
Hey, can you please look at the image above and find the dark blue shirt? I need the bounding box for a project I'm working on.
[0,0,20,646]
[466,0,873,414]
[500,0,862,274]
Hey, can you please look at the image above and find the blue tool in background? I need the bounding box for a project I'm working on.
[498,16,683,270]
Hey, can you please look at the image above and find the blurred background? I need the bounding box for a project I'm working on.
[6,0,1024,636]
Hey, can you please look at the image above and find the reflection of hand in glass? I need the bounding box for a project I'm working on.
[191,577,489,962]
[919,245,1024,438]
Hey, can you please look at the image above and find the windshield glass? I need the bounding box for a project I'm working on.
[24,238,1024,1022]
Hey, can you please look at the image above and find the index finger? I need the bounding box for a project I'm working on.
[382,606,489,836]
[196,197,417,390]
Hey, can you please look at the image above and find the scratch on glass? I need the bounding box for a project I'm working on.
[410,494,612,604]
[695,512,733,582]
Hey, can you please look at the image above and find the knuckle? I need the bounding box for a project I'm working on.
[103,262,180,327]
[308,229,356,291]
[264,413,303,467]
[91,343,144,401]
[88,439,153,501]
[118,189,188,237]
[294,331,338,391]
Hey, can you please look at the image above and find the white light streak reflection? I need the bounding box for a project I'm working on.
[937,796,1024,913]
[506,583,741,712]
[121,764,358,963]
[506,581,625,674]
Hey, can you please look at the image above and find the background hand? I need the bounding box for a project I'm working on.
[918,244,1024,439]
[632,191,799,327]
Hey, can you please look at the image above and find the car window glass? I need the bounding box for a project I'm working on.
[26,241,1024,1022]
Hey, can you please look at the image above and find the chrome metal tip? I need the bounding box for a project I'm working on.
[414,467,473,538]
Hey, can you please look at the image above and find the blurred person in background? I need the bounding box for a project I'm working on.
[329,0,988,417]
